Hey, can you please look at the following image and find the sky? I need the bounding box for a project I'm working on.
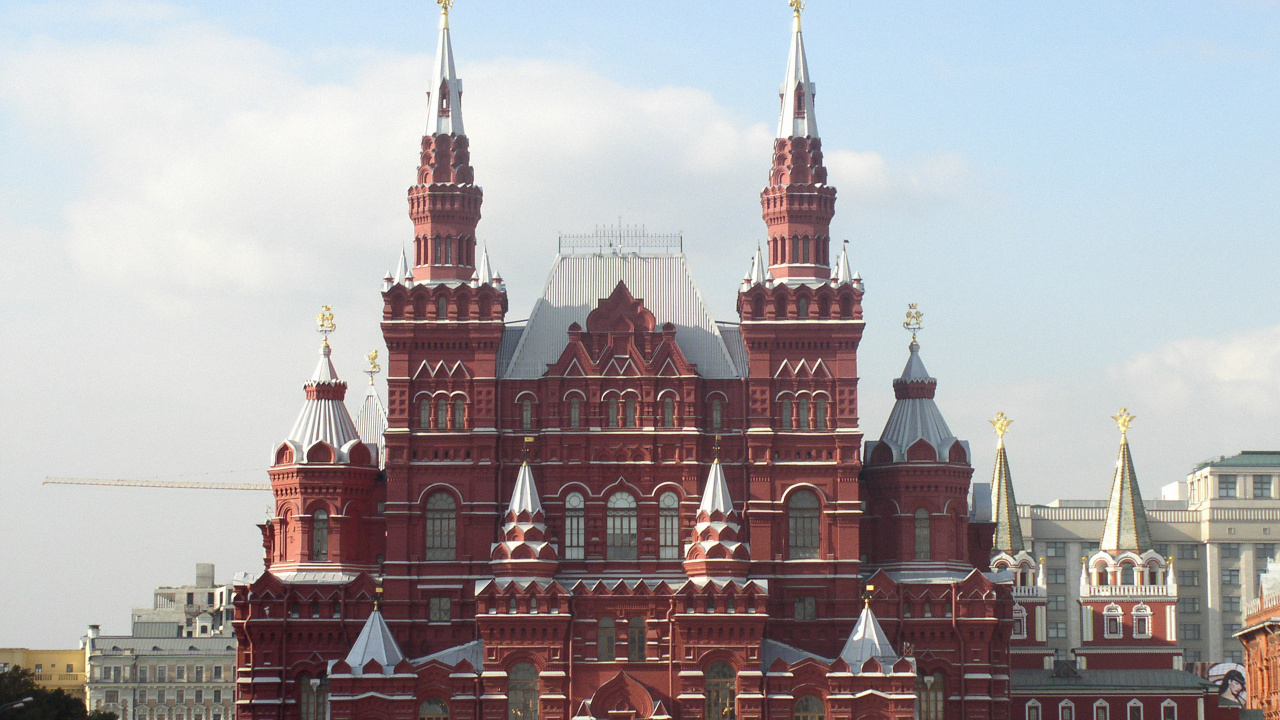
[1,0,1278,647]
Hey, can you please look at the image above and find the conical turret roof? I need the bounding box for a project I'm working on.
[839,602,894,668]
[990,422,1025,554]
[506,462,544,518]
[342,608,405,675]
[778,8,818,139]
[286,341,359,452]
[426,3,465,136]
[873,340,966,464]
[1100,411,1151,553]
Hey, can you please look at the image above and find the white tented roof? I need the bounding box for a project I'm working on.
[502,253,742,379]
[287,344,360,451]
[342,609,405,675]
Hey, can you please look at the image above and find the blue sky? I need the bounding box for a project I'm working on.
[1,0,1278,645]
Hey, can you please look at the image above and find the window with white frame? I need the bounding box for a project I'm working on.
[606,492,638,560]
[1059,701,1075,720]
[1093,701,1109,720]
[1012,605,1027,639]
[1104,604,1124,639]
[1026,701,1041,720]
[1126,701,1142,720]
[424,492,457,560]
[1160,701,1176,720]
[1132,604,1152,639]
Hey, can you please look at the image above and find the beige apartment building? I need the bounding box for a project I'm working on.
[1010,450,1280,665]
[0,647,86,700]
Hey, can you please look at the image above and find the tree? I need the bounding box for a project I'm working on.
[0,665,116,720]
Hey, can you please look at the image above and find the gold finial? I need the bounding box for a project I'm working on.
[374,585,384,610]
[789,0,806,19]
[316,305,336,347]
[522,436,534,462]
[364,350,381,385]
[903,303,923,343]
[1112,407,1136,441]
[437,0,454,28]
[990,412,1013,449]
[714,435,722,461]
[862,584,875,604]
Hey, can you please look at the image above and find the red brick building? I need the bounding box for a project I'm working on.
[232,5,1024,720]
[1239,560,1280,718]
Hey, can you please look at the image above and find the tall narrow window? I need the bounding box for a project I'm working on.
[299,675,328,720]
[435,398,448,429]
[624,397,637,428]
[797,397,810,430]
[597,618,616,661]
[705,662,736,720]
[420,402,431,429]
[521,399,533,431]
[452,398,465,429]
[914,508,931,560]
[437,295,448,320]
[420,699,450,720]
[606,397,619,428]
[781,398,793,430]
[507,663,538,720]
[662,397,675,427]
[710,398,723,431]
[802,238,810,264]
[815,398,828,429]
[627,618,646,661]
[424,492,457,560]
[916,673,945,720]
[788,491,820,559]
[606,492,638,560]
[569,397,581,429]
[1094,703,1109,720]
[564,493,585,560]
[311,509,329,562]
[791,237,800,265]
[797,297,809,319]
[794,696,824,720]
[659,492,680,560]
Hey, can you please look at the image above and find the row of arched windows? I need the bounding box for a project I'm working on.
[1026,699,1178,720]
[777,395,830,430]
[746,293,856,321]
[420,396,468,430]
[770,234,828,266]
[515,395,725,432]
[419,488,825,561]
[415,234,475,268]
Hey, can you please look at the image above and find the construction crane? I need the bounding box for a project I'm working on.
[43,476,271,491]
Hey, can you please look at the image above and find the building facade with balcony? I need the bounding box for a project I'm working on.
[0,647,86,700]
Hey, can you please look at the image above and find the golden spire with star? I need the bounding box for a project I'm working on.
[1113,407,1136,441]
[991,412,1013,449]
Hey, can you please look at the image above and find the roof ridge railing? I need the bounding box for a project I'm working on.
[558,223,682,255]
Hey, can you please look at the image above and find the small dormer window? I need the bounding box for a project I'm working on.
[438,79,450,117]
[793,81,806,118]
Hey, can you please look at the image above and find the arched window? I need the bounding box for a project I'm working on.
[564,493,585,560]
[659,492,680,560]
[791,237,800,265]
[569,396,582,429]
[815,398,828,429]
[1159,701,1176,720]
[1012,604,1027,639]
[710,398,723,431]
[606,492,638,560]
[507,663,538,720]
[802,236,810,264]
[627,617,645,661]
[424,492,457,560]
[312,509,329,562]
[624,397,637,428]
[662,396,675,428]
[606,397,619,428]
[435,398,448,430]
[915,508,931,560]
[419,401,431,429]
[1120,563,1135,585]
[752,296,764,319]
[1133,604,1152,639]
[1094,701,1110,720]
[437,295,448,320]
[453,398,465,429]
[915,672,945,720]
[780,397,793,430]
[797,397,810,430]
[419,698,450,720]
[788,491,820,559]
[793,696,824,720]
[1104,603,1123,638]
[704,662,736,720]
[597,617,616,661]
[521,398,533,431]
[797,296,809,319]
[298,674,328,720]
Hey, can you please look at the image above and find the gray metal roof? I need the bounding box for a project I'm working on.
[412,639,483,669]
[341,609,405,675]
[716,325,750,377]
[495,325,524,376]
[502,254,741,379]
[286,344,360,454]
[1011,668,1215,693]
[872,341,966,464]
[837,605,896,668]
[90,637,235,655]
[1196,450,1280,471]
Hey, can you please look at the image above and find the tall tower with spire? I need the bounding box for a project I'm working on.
[761,0,837,282]
[1077,409,1182,671]
[408,0,483,284]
